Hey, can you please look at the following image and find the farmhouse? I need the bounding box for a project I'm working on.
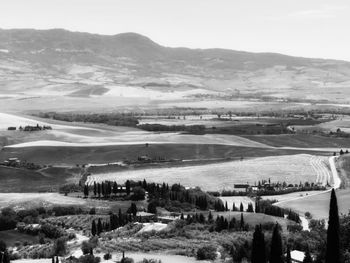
[136,211,156,221]
[234,184,249,192]
[7,126,16,130]
[3,157,20,167]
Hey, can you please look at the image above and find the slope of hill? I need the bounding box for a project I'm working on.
[1,28,350,111]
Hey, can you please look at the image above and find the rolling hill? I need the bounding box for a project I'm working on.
[1,28,350,111]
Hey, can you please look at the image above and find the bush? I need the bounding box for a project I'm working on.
[196,245,217,260]
[131,187,146,201]
[103,253,112,260]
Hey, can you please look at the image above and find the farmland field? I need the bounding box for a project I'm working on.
[0,230,39,247]
[276,189,350,219]
[86,154,325,191]
[0,142,328,167]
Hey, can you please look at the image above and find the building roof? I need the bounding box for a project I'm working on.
[136,211,155,217]
[290,250,305,262]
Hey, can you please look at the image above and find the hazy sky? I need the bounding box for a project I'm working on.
[0,0,349,60]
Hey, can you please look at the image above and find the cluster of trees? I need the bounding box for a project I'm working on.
[37,112,139,127]
[255,199,300,223]
[91,204,142,236]
[220,181,326,197]
[84,181,146,201]
[85,180,216,211]
[138,124,206,134]
[0,206,87,232]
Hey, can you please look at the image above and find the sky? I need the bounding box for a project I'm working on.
[0,0,349,61]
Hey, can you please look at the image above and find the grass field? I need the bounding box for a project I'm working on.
[276,189,350,219]
[0,230,38,246]
[0,166,81,192]
[87,154,320,191]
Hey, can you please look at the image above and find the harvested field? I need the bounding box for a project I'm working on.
[276,189,350,219]
[86,154,323,191]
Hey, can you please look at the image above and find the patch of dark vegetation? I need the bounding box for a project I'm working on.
[35,112,139,127]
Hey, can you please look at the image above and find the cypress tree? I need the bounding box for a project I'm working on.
[286,246,292,263]
[84,185,89,197]
[269,224,283,263]
[303,247,313,263]
[113,181,118,195]
[91,220,96,236]
[240,202,244,212]
[325,189,340,263]
[240,213,244,230]
[251,225,266,263]
[93,182,97,196]
[97,218,103,235]
[126,180,131,195]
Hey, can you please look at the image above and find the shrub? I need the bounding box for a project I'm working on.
[196,245,217,260]
[103,253,112,260]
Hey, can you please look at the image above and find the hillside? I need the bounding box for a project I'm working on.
[1,28,350,111]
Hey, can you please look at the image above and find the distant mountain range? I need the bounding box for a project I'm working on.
[1,28,350,111]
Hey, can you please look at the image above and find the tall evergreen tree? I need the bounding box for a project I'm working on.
[251,225,266,263]
[97,218,103,235]
[269,224,283,263]
[91,220,96,236]
[126,180,131,195]
[240,213,244,230]
[303,247,313,263]
[325,189,340,263]
[84,185,89,197]
[286,246,292,263]
[93,182,97,196]
[240,202,244,212]
[113,181,118,195]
